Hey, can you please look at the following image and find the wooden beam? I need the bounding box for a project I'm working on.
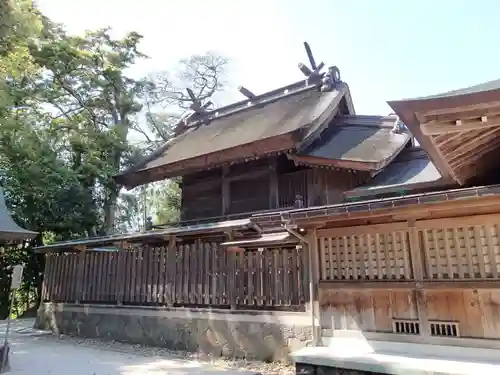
[449,137,500,169]
[317,222,409,237]
[422,103,500,123]
[410,111,455,181]
[290,154,380,172]
[408,221,429,336]
[414,212,500,230]
[428,129,461,184]
[422,116,500,135]
[300,195,500,227]
[316,213,500,238]
[221,166,229,215]
[444,127,500,162]
[268,158,278,209]
[434,131,466,148]
[319,279,500,290]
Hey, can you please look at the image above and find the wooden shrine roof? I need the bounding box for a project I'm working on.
[252,184,500,229]
[116,80,353,188]
[34,218,256,253]
[292,115,411,172]
[344,147,450,198]
[388,78,500,185]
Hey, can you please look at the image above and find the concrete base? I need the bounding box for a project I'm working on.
[36,303,313,362]
[291,337,500,375]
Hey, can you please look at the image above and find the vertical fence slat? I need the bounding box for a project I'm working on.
[204,242,211,305]
[43,240,309,312]
[211,243,218,305]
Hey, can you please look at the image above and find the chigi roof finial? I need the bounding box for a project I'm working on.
[298,42,341,91]
[185,88,212,115]
[298,42,325,83]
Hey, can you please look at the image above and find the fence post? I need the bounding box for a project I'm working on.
[75,247,86,303]
[116,248,124,306]
[408,220,429,336]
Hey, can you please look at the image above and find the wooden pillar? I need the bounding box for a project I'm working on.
[75,247,87,304]
[225,230,237,310]
[306,229,321,344]
[222,166,230,215]
[408,220,429,336]
[116,248,124,306]
[166,235,176,307]
[269,158,279,209]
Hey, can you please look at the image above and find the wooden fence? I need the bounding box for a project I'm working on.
[319,231,412,281]
[42,242,308,311]
[318,218,500,283]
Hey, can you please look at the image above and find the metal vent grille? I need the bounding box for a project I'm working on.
[430,321,460,337]
[392,319,420,335]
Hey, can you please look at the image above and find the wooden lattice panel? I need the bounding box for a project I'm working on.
[420,224,500,279]
[318,231,412,281]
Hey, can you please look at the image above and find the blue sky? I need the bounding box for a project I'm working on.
[38,0,499,115]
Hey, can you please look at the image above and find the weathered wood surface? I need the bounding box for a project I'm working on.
[317,215,500,340]
[318,219,500,283]
[319,288,500,340]
[180,156,363,221]
[42,243,308,310]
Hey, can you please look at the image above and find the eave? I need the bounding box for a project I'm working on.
[388,85,500,185]
[251,184,500,230]
[115,133,297,189]
[290,154,383,173]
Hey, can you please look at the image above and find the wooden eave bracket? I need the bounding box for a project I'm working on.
[421,115,500,135]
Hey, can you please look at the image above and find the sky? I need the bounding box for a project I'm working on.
[37,0,500,115]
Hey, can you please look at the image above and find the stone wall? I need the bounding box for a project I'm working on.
[36,303,313,362]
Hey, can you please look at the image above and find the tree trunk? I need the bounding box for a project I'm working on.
[103,186,119,234]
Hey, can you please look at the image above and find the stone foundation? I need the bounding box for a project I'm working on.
[36,303,313,362]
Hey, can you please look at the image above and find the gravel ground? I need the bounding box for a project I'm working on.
[1,319,294,374]
[47,333,295,375]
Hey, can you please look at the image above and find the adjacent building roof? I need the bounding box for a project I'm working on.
[220,232,298,248]
[35,218,255,253]
[294,115,411,172]
[344,147,448,198]
[0,188,37,241]
[405,78,500,101]
[388,77,500,185]
[251,184,500,227]
[116,80,353,188]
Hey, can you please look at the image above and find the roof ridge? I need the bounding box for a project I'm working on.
[178,79,321,131]
[337,114,399,128]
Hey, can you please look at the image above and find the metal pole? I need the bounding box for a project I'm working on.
[1,290,15,371]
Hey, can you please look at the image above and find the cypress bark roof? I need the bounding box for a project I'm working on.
[295,115,411,171]
[116,80,353,187]
[344,147,447,198]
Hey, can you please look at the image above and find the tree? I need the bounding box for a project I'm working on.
[0,4,230,316]
[135,53,229,224]
[27,25,150,234]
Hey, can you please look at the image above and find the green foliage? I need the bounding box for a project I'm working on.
[0,3,229,318]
